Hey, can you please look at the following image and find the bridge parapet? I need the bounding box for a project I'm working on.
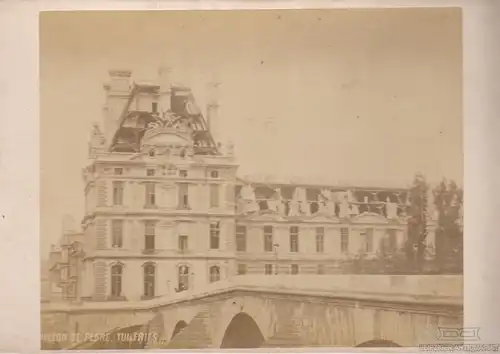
[41,275,462,314]
[234,274,463,299]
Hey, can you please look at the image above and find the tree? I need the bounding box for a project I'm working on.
[433,179,463,273]
[405,173,429,273]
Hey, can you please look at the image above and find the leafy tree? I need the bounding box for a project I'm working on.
[433,179,463,273]
[405,173,429,273]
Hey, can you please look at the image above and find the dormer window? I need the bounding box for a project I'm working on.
[210,170,219,179]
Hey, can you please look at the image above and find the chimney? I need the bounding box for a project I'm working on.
[102,69,132,144]
[105,70,132,93]
[158,66,171,113]
[206,81,220,133]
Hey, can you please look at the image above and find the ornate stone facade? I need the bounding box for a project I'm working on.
[48,70,439,305]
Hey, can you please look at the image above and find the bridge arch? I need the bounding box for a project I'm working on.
[170,320,188,339]
[356,339,401,347]
[220,312,265,348]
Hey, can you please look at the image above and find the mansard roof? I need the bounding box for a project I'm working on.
[109,83,219,155]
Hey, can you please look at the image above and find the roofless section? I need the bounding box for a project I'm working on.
[109,82,219,156]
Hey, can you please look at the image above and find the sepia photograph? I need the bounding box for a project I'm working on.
[40,8,463,350]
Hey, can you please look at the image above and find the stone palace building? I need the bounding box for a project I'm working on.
[40,69,464,350]
[43,68,444,304]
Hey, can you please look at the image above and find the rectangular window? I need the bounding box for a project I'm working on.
[264,226,273,252]
[235,225,247,252]
[210,170,219,178]
[145,182,156,207]
[178,235,188,252]
[341,227,349,254]
[114,168,123,175]
[291,264,299,275]
[290,226,299,252]
[210,222,220,250]
[237,263,247,275]
[209,184,220,208]
[365,228,374,253]
[111,220,123,248]
[316,227,325,253]
[264,264,273,275]
[113,181,124,206]
[180,170,188,178]
[317,264,325,275]
[152,102,158,113]
[387,229,397,252]
[178,183,189,209]
[147,168,155,177]
[144,221,156,251]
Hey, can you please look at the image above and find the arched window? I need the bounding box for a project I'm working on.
[110,263,123,297]
[143,263,156,298]
[209,265,220,283]
[177,265,190,292]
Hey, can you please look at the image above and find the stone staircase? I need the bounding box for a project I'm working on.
[166,310,213,349]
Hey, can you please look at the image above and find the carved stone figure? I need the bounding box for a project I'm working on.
[339,198,350,218]
[385,197,398,219]
[319,189,336,216]
[292,187,310,216]
[288,200,300,217]
[350,203,359,215]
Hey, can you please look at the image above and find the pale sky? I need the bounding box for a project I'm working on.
[40,9,463,258]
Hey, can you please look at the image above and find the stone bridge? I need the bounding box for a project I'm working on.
[41,275,463,349]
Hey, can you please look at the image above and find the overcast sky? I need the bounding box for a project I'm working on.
[40,8,462,258]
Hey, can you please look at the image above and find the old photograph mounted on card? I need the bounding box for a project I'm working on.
[40,8,463,350]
